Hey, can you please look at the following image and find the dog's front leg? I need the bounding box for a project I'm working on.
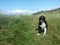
[43,28,47,36]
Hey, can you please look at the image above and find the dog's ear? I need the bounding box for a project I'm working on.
[39,16,46,21]
[43,16,46,21]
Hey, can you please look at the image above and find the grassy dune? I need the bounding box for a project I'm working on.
[0,14,60,45]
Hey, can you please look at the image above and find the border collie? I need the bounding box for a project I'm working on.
[35,16,48,36]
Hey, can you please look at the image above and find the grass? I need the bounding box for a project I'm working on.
[0,14,60,45]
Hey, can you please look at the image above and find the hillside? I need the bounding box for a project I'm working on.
[33,8,60,16]
[0,9,60,45]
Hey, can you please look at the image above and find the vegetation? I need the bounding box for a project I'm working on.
[33,8,60,16]
[0,8,60,45]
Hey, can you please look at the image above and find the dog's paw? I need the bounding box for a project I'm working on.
[33,28,36,30]
[37,33,40,36]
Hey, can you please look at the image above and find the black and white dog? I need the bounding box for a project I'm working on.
[35,16,48,36]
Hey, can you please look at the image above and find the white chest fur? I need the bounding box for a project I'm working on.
[40,22,47,36]
[40,22,46,29]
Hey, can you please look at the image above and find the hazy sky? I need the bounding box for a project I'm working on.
[0,0,60,12]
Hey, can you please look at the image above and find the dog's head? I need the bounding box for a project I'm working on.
[39,16,46,22]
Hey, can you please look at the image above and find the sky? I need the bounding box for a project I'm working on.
[0,0,60,14]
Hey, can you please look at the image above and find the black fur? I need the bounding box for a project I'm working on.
[35,16,48,34]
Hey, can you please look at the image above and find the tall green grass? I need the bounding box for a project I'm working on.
[0,14,60,45]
